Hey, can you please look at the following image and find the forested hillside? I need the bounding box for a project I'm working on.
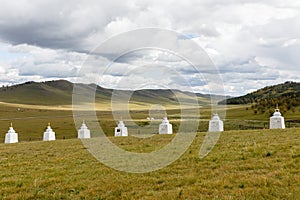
[219,81,300,115]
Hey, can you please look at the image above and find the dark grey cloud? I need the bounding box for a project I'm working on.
[0,0,133,51]
[0,24,85,50]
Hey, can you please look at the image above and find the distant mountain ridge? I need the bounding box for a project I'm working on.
[0,80,221,106]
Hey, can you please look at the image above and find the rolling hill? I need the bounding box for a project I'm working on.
[219,81,300,114]
[219,81,300,105]
[0,80,217,106]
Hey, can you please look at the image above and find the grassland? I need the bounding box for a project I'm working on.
[1,128,300,199]
[1,95,300,199]
[1,102,300,141]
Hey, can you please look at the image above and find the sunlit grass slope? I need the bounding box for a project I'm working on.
[0,80,212,106]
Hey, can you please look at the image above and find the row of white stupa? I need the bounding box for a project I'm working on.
[4,108,285,144]
[3,117,173,144]
[208,107,286,131]
[114,109,285,136]
[114,117,173,136]
[4,122,59,144]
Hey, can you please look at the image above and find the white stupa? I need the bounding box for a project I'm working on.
[4,123,19,144]
[208,114,224,132]
[115,121,128,136]
[159,117,173,134]
[78,120,91,139]
[270,107,285,129]
[43,123,56,141]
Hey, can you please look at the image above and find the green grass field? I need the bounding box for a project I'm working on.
[1,103,300,141]
[1,101,300,199]
[1,128,300,199]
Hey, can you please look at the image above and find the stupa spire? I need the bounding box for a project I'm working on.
[5,122,18,143]
[159,116,173,134]
[43,122,55,141]
[115,120,128,136]
[78,120,91,139]
[270,105,285,129]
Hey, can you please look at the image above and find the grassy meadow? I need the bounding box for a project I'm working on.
[1,100,300,199]
[1,128,300,199]
[1,102,300,141]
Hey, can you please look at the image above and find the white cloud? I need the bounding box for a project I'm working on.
[0,0,299,96]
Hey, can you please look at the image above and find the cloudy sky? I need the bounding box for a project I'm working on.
[0,0,299,96]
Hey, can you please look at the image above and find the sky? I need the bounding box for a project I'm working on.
[0,0,299,96]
